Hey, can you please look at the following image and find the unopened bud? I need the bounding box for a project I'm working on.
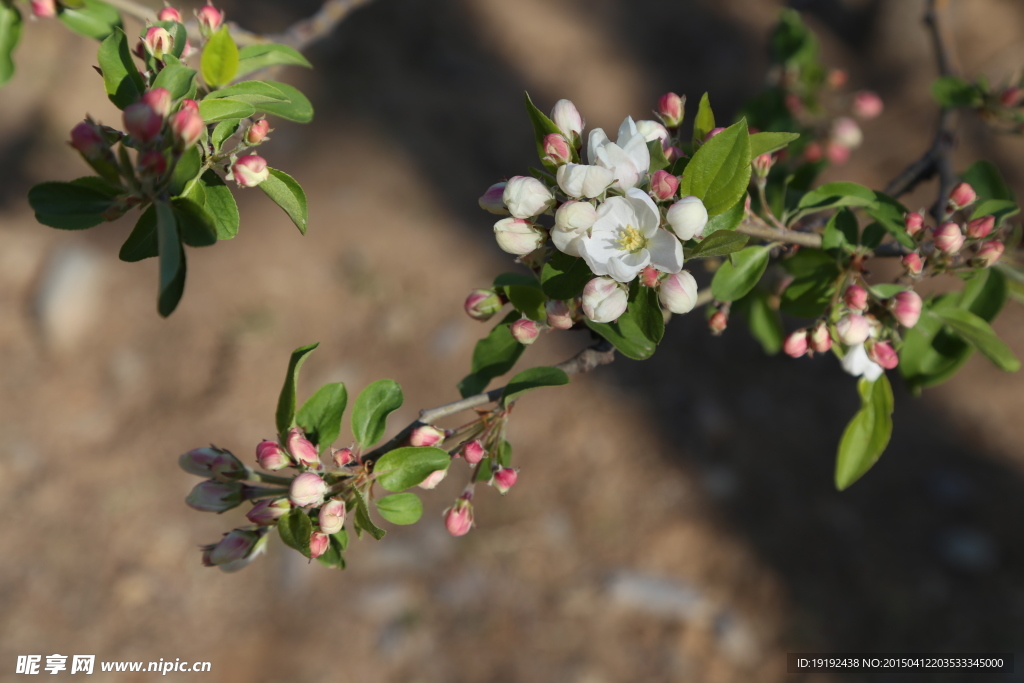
[831,117,863,149]
[256,440,291,471]
[783,329,809,358]
[666,196,709,240]
[752,153,773,178]
[289,472,327,507]
[649,170,679,201]
[503,175,555,219]
[179,98,199,113]
[245,119,271,145]
[208,529,261,567]
[542,133,572,166]
[933,222,965,254]
[142,87,172,118]
[551,99,583,143]
[828,69,848,88]
[657,92,685,127]
[186,480,243,512]
[332,447,354,468]
[157,6,182,22]
[464,289,503,321]
[658,271,698,314]
[809,321,832,353]
[948,182,977,211]
[179,447,221,477]
[493,217,545,255]
[836,313,871,345]
[410,425,445,447]
[843,285,868,311]
[169,108,204,148]
[826,141,851,166]
[852,91,884,119]
[444,493,474,537]
[490,467,518,494]
[636,120,669,145]
[975,240,1004,267]
[545,299,574,329]
[582,277,628,323]
[803,141,823,163]
[552,200,598,256]
[123,101,164,144]
[196,2,223,34]
[286,427,320,467]
[318,498,346,534]
[479,182,509,214]
[708,310,728,334]
[418,468,448,490]
[31,0,57,18]
[209,450,246,481]
[462,440,485,465]
[69,121,108,159]
[137,150,167,177]
[143,26,173,60]
[1000,87,1023,108]
[640,266,660,288]
[231,154,270,188]
[246,497,291,526]
[905,211,925,236]
[309,530,329,559]
[867,341,899,370]
[890,290,922,328]
[966,215,995,239]
[511,318,541,345]
[704,127,725,142]
[902,252,924,276]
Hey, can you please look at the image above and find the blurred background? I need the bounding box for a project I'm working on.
[2,0,1024,680]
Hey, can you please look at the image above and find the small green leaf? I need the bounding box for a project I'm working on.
[541,252,593,300]
[748,131,800,158]
[203,80,289,104]
[353,491,386,540]
[0,3,21,87]
[28,178,119,230]
[200,171,239,239]
[679,118,751,217]
[835,375,894,490]
[172,197,217,247]
[254,81,313,123]
[296,382,348,453]
[494,272,540,289]
[374,447,449,492]
[151,61,196,101]
[169,145,201,195]
[315,533,347,569]
[506,284,546,322]
[458,311,525,397]
[931,307,1020,372]
[864,193,915,249]
[277,508,313,558]
[629,283,664,344]
[796,182,876,213]
[374,493,423,525]
[737,289,783,355]
[779,248,839,318]
[585,313,656,361]
[821,208,858,252]
[58,0,121,40]
[711,245,771,302]
[119,205,158,262]
[524,91,569,165]
[155,201,186,317]
[931,75,982,108]
[692,92,715,147]
[500,366,569,407]
[962,160,1015,203]
[236,43,312,78]
[701,196,746,236]
[686,230,749,259]
[970,199,1019,225]
[198,98,255,123]
[259,168,308,235]
[351,379,404,448]
[210,119,241,153]
[275,343,320,436]
[201,27,239,87]
[647,139,671,173]
[97,28,143,109]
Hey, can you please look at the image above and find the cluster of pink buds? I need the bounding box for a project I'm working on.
[783,321,832,358]
[900,184,1006,270]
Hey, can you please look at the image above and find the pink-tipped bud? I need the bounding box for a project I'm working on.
[490,467,518,495]
[783,329,809,358]
[1000,87,1023,108]
[141,87,172,118]
[511,318,541,345]
[143,26,173,59]
[123,102,164,144]
[186,480,243,512]
[545,299,574,330]
[640,266,660,288]
[309,530,329,559]
[332,447,353,468]
[169,108,204,148]
[933,222,965,254]
[464,289,503,321]
[890,290,922,328]
[836,313,871,345]
[542,133,572,166]
[657,92,684,127]
[208,529,261,567]
[844,285,869,311]
[286,427,319,467]
[828,69,848,88]
[867,341,899,369]
[551,99,583,142]
[905,211,925,236]
[196,2,223,33]
[803,141,823,163]
[948,182,977,211]
[704,127,725,142]
[179,98,199,113]
[418,469,448,490]
[179,447,220,476]
[69,121,108,159]
[975,241,1004,267]
[966,215,995,239]
[493,217,545,255]
[246,497,291,526]
[318,498,346,534]
[479,182,509,215]
[256,440,291,471]
[137,150,167,177]
[708,310,728,335]
[31,0,57,18]
[809,321,832,353]
[582,277,628,323]
[902,252,924,276]
[659,271,698,315]
[410,425,445,448]
[444,494,474,537]
[831,117,863,149]
[157,6,182,22]
[231,154,270,188]
[209,450,246,481]
[665,145,685,162]
[245,119,271,145]
[852,91,884,120]
[649,169,679,201]
[826,141,851,165]
[752,153,774,178]
[462,440,485,465]
[289,472,327,508]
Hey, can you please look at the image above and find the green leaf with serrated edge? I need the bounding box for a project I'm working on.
[151,61,196,101]
[211,119,241,153]
[585,314,656,361]
[864,192,915,249]
[375,493,423,525]
[932,308,1020,372]
[524,91,569,165]
[821,208,858,252]
[711,245,771,302]
[679,119,751,217]
[737,289,783,355]
[198,98,255,123]
[155,201,186,317]
[296,382,347,453]
[351,379,404,449]
[259,167,308,234]
[203,80,289,104]
[970,199,1019,225]
[97,28,143,109]
[374,447,449,492]
[119,205,158,262]
[58,0,121,40]
[541,252,593,300]
[315,533,346,569]
[692,92,715,147]
[701,196,746,236]
[629,283,664,344]
[748,131,800,158]
[353,491,386,540]
[201,27,238,87]
[494,272,540,289]
[647,139,671,173]
[277,508,313,558]
[275,343,319,436]
[28,179,118,230]
[962,160,1015,202]
[172,197,217,247]
[500,367,569,407]
[200,171,239,239]
[931,75,982,108]
[458,311,524,397]
[507,284,546,322]
[0,4,21,87]
[685,230,748,259]
[236,43,312,78]
[835,375,894,490]
[254,81,313,123]
[796,182,876,213]
[169,145,201,195]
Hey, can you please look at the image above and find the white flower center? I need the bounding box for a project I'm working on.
[617,225,646,253]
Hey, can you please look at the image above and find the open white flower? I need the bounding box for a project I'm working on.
[578,188,683,283]
[841,343,884,381]
[588,116,650,192]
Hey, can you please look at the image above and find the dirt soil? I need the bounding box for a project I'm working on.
[2,0,1024,681]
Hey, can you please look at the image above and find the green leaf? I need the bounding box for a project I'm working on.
[629,283,664,344]
[796,182,876,213]
[275,343,319,436]
[779,248,839,318]
[58,0,121,40]
[296,382,348,453]
[171,197,217,247]
[28,179,119,230]
[524,91,569,165]
[374,493,423,525]
[931,307,1020,372]
[151,61,196,101]
[458,311,525,397]
[585,313,656,361]
[494,272,540,289]
[868,283,908,299]
[351,379,404,449]
[277,508,313,558]
[198,98,255,123]
[931,75,982,108]
[647,139,671,173]
[748,131,800,158]
[685,230,748,259]
[97,28,143,109]
[315,533,347,569]
[970,199,1019,225]
[254,81,313,123]
[835,375,894,490]
[169,145,201,195]
[711,245,771,302]
[258,168,308,235]
[864,193,915,249]
[679,119,751,217]
[541,251,593,300]
[821,208,858,252]
[155,201,186,317]
[506,284,546,322]
[961,160,1015,203]
[199,171,239,239]
[210,119,241,153]
[119,205,158,262]
[201,27,239,87]
[737,289,783,355]
[692,92,715,147]
[0,3,21,87]
[701,196,746,236]
[203,80,289,104]
[236,43,312,78]
[353,491,385,540]
[374,447,449,492]
[500,366,569,407]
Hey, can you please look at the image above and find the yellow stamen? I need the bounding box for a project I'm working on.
[617,225,645,252]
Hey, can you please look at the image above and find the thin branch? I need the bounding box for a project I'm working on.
[736,217,823,248]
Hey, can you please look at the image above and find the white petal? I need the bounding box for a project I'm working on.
[593,196,634,231]
[588,127,609,166]
[841,344,884,380]
[617,116,639,144]
[620,133,651,178]
[556,164,583,197]
[605,251,649,282]
[624,188,661,234]
[580,165,615,198]
[597,143,640,190]
[551,228,584,257]
[646,229,683,273]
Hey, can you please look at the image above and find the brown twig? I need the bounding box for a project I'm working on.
[736,216,823,249]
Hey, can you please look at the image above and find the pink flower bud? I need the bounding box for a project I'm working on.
[966,215,995,239]
[783,329,809,358]
[658,271,698,315]
[464,289,503,321]
[752,153,773,178]
[511,318,541,345]
[289,472,327,507]
[137,150,167,177]
[231,154,270,188]
[479,182,509,215]
[948,182,977,211]
[245,119,271,145]
[318,498,346,534]
[31,0,57,18]
[142,87,172,118]
[852,90,884,120]
[551,99,583,142]
[208,529,261,566]
[490,467,518,495]
[493,217,545,255]
[332,447,354,467]
[169,108,204,148]
[905,211,925,236]
[143,26,173,59]
[181,447,244,477]
[867,341,899,369]
[542,133,572,165]
[649,170,679,201]
[844,285,868,311]
[902,252,924,276]
[309,531,329,559]
[1000,87,1023,108]
[462,440,485,465]
[246,497,291,526]
[69,121,108,159]
[828,69,848,88]
[657,92,684,127]
[803,141,823,163]
[890,290,922,328]
[975,241,1004,267]
[636,120,669,145]
[157,6,182,22]
[410,425,445,447]
[704,127,725,142]
[186,480,243,512]
[179,98,199,113]
[831,117,863,149]
[836,313,870,345]
[545,299,574,329]
[640,266,660,288]
[582,277,628,323]
[196,2,223,33]
[418,468,448,490]
[809,321,832,353]
[444,493,474,537]
[933,222,965,253]
[256,440,291,471]
[665,146,685,162]
[209,450,246,481]
[708,310,728,335]
[123,101,164,144]
[826,141,851,165]
[286,427,320,467]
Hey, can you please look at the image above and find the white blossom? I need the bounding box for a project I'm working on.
[841,343,884,381]
[551,200,597,257]
[587,116,650,191]
[556,163,615,199]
